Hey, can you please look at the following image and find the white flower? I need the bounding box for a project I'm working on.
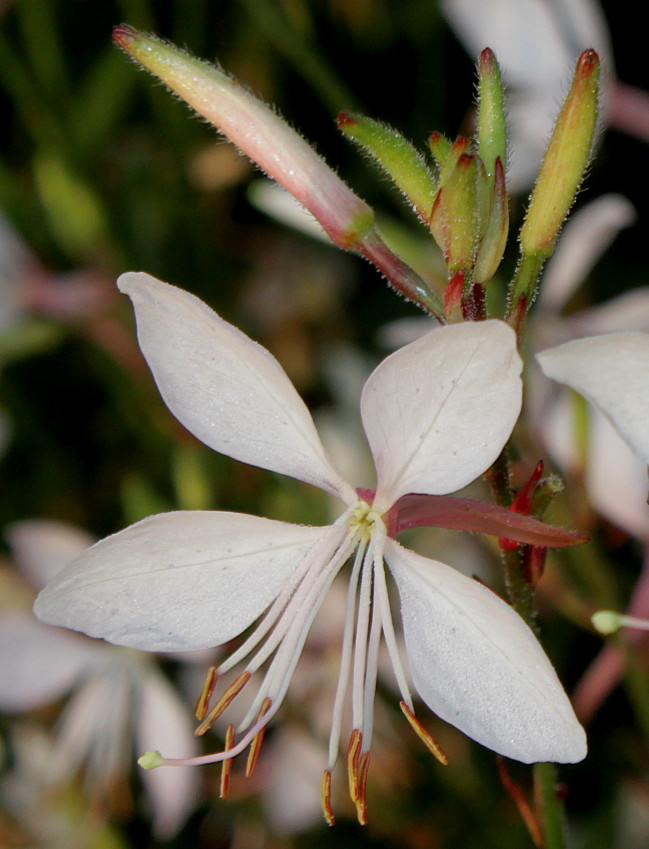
[537,332,649,468]
[0,519,200,839]
[35,272,586,824]
[528,193,649,540]
[440,0,612,192]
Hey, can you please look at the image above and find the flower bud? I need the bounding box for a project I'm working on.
[429,153,478,275]
[476,48,507,182]
[338,112,437,223]
[520,50,600,258]
[112,26,444,318]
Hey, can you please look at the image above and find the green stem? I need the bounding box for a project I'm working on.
[506,252,546,333]
[490,449,537,629]
[534,762,567,849]
[623,642,649,742]
[489,450,569,848]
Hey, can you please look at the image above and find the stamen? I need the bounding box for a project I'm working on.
[352,549,374,729]
[346,729,362,803]
[400,701,449,765]
[217,514,354,677]
[361,555,384,750]
[219,724,235,798]
[327,543,365,769]
[195,666,218,720]
[245,697,272,777]
[144,699,282,768]
[374,556,414,712]
[321,769,335,826]
[355,751,370,825]
[238,530,357,734]
[195,671,251,735]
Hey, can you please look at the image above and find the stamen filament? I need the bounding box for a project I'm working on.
[374,555,414,712]
[217,514,354,676]
[400,701,449,765]
[361,554,384,750]
[352,548,374,729]
[238,532,357,732]
[327,543,365,769]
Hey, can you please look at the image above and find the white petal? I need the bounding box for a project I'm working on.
[34,511,330,652]
[0,614,104,711]
[538,195,636,313]
[587,410,649,539]
[567,287,649,337]
[7,519,95,590]
[440,0,612,192]
[541,392,649,539]
[385,540,586,763]
[365,321,522,510]
[537,333,649,464]
[136,667,200,839]
[118,272,354,501]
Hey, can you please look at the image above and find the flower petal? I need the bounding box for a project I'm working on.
[6,519,95,590]
[365,320,522,510]
[537,332,649,464]
[0,614,104,712]
[538,194,635,313]
[118,272,355,501]
[385,540,586,763]
[137,667,200,839]
[34,511,330,652]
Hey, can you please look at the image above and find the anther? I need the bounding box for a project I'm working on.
[195,671,251,736]
[321,769,335,826]
[400,701,449,765]
[346,729,362,803]
[355,751,370,825]
[195,666,218,720]
[219,724,235,799]
[245,697,272,777]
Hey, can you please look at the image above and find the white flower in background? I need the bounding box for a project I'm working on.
[530,195,649,540]
[537,332,649,464]
[440,0,613,192]
[35,272,586,824]
[0,519,199,839]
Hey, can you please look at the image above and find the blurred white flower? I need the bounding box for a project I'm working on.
[0,519,200,839]
[440,0,614,192]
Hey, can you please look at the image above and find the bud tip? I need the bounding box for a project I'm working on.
[112,24,137,49]
[337,111,357,128]
[577,49,599,76]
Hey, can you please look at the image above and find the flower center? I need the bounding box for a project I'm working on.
[348,499,386,543]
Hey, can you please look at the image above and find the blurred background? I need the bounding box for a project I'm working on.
[1,1,649,847]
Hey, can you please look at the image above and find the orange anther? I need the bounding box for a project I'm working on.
[245,697,272,777]
[195,671,251,736]
[400,701,449,765]
[195,666,218,720]
[219,724,235,799]
[321,769,335,826]
[346,729,362,802]
[355,751,370,825]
